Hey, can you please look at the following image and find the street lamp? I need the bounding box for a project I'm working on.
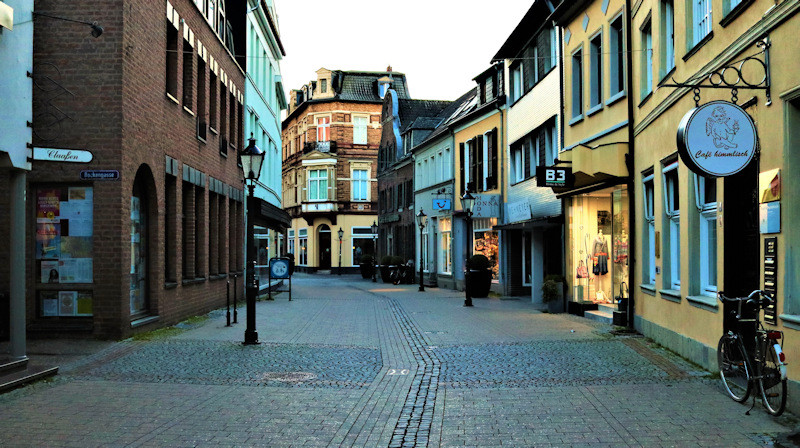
[371,221,378,283]
[337,227,344,276]
[461,190,475,307]
[416,209,427,292]
[240,134,264,345]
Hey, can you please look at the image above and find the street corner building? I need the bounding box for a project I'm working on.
[280,68,400,273]
[0,0,291,341]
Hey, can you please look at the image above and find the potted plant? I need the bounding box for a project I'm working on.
[542,274,565,313]
[359,254,375,279]
[466,254,492,298]
[380,256,394,283]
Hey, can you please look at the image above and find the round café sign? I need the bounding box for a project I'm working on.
[677,100,757,178]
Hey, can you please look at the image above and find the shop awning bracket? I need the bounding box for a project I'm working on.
[661,37,771,106]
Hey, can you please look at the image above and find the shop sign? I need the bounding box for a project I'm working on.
[507,201,532,223]
[536,166,574,188]
[34,147,93,163]
[80,170,119,180]
[677,100,757,178]
[472,194,500,218]
[432,198,451,211]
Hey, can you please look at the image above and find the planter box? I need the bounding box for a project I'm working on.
[466,269,492,298]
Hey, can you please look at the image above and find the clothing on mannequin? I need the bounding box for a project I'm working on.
[614,229,629,265]
[592,230,609,276]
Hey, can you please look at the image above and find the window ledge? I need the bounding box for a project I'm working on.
[605,90,627,107]
[164,281,178,290]
[779,314,800,331]
[586,103,604,117]
[131,315,159,328]
[659,288,682,302]
[209,127,219,135]
[209,274,227,281]
[720,0,754,28]
[687,294,719,312]
[166,92,180,105]
[197,135,207,144]
[658,66,677,87]
[640,284,656,296]
[568,114,584,126]
[183,106,195,117]
[182,276,206,286]
[683,31,714,62]
[638,91,653,108]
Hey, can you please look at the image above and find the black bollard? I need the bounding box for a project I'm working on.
[226,280,231,327]
[233,274,238,324]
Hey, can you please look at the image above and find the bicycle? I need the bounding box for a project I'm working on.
[717,290,788,416]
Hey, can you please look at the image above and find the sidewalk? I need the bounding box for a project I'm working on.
[0,273,796,447]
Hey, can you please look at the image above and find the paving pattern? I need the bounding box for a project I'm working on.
[0,274,797,447]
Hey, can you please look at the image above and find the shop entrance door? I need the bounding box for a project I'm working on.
[318,225,331,269]
[130,193,148,315]
[724,161,759,296]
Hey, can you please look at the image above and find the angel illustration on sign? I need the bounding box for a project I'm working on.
[705,106,740,149]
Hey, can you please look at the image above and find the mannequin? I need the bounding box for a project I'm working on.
[614,229,629,265]
[592,229,609,276]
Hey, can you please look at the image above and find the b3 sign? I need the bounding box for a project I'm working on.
[536,166,573,188]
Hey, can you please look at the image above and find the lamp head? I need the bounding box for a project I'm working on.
[370,221,378,235]
[90,22,103,38]
[337,227,344,240]
[461,190,475,215]
[239,133,264,181]
[416,209,427,229]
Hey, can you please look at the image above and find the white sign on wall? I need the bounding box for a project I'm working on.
[33,147,93,163]
[676,100,757,178]
[506,200,532,223]
[472,194,500,218]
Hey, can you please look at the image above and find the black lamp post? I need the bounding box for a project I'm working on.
[240,134,264,345]
[416,209,427,292]
[371,221,378,282]
[461,191,475,307]
[337,227,344,276]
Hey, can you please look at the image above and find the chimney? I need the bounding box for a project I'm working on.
[387,65,392,73]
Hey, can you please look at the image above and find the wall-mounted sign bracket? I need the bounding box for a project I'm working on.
[661,38,771,106]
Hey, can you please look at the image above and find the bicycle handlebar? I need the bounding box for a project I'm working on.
[718,290,774,308]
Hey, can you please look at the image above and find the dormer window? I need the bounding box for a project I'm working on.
[321,79,327,93]
[377,75,393,99]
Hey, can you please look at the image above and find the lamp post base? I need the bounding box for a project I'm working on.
[243,329,260,345]
[464,298,473,307]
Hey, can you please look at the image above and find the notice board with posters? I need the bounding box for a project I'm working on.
[36,187,94,317]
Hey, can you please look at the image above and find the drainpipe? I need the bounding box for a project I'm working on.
[625,0,637,329]
[556,25,568,304]
[10,170,27,361]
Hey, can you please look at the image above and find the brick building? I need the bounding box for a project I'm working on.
[25,0,248,339]
[281,68,409,273]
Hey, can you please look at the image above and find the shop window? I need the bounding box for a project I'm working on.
[695,175,717,295]
[439,218,452,275]
[662,161,680,290]
[298,228,308,265]
[255,227,269,289]
[523,232,532,286]
[473,218,499,281]
[36,187,94,317]
[208,192,219,275]
[642,172,656,285]
[165,175,177,283]
[351,227,376,266]
[420,223,429,272]
[288,229,295,261]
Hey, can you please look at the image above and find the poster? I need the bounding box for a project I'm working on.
[760,202,781,234]
[41,260,60,283]
[759,169,781,203]
[37,189,61,222]
[61,237,92,259]
[41,292,59,316]
[60,188,93,236]
[36,223,61,259]
[59,258,93,283]
[76,292,92,316]
[58,291,77,316]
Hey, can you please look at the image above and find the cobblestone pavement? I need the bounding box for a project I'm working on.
[0,274,798,447]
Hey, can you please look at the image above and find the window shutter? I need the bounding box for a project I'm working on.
[489,128,498,189]
[475,136,484,192]
[523,139,531,178]
[538,131,547,167]
[469,138,478,192]
[459,142,465,195]
[328,168,335,201]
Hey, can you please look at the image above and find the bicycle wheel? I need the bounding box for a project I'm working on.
[759,342,787,416]
[718,335,751,402]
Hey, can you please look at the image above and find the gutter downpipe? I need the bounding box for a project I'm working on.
[625,0,637,329]
[557,25,568,310]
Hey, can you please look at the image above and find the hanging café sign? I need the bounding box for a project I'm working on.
[677,100,757,178]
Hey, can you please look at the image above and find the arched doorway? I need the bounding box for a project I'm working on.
[131,165,156,317]
[318,224,331,269]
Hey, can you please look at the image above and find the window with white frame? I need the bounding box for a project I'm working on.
[512,142,526,183]
[288,229,295,260]
[643,172,656,285]
[571,48,583,120]
[352,169,368,201]
[662,161,680,290]
[641,19,653,99]
[609,14,625,97]
[316,116,330,142]
[661,0,675,76]
[693,0,712,47]
[439,218,452,274]
[353,116,368,144]
[510,63,523,103]
[695,175,717,295]
[351,227,376,266]
[589,31,603,109]
[308,169,328,201]
[298,228,308,265]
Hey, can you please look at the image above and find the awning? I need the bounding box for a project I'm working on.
[249,197,291,231]
[494,215,563,231]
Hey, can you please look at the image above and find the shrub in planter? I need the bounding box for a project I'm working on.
[359,254,375,279]
[542,274,565,313]
[380,256,394,283]
[466,254,492,298]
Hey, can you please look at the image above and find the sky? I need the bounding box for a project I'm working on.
[274,0,534,103]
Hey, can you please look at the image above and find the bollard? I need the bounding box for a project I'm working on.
[233,274,238,324]
[226,280,231,327]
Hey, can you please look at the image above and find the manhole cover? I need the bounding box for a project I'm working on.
[260,372,316,382]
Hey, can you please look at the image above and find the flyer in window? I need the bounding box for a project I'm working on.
[36,223,61,259]
[41,260,60,284]
[41,292,59,317]
[60,236,92,259]
[58,291,77,316]
[59,258,92,283]
[37,189,61,223]
[76,292,93,316]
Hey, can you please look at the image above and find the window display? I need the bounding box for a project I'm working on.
[473,217,499,280]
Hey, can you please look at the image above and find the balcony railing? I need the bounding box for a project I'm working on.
[303,140,337,154]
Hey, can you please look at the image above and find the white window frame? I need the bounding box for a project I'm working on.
[513,144,525,184]
[662,161,680,290]
[353,115,368,145]
[307,168,328,201]
[642,173,656,285]
[288,229,295,261]
[693,0,712,46]
[316,115,330,142]
[482,132,490,191]
[661,0,675,76]
[350,226,375,267]
[641,19,653,99]
[298,228,308,265]
[695,175,717,295]
[511,63,523,103]
[439,218,452,275]
[351,168,369,202]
